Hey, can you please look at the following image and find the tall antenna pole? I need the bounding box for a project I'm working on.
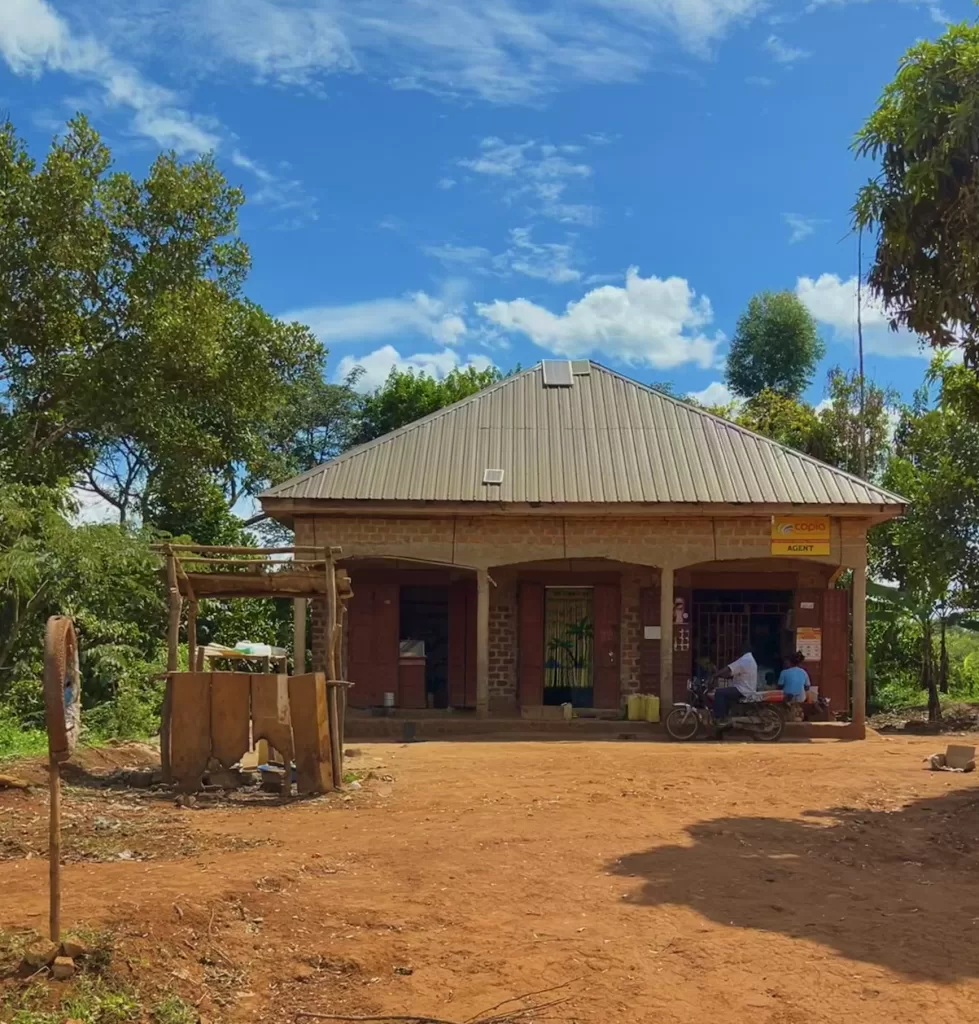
[857,229,867,479]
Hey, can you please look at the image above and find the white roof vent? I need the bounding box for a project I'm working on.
[571,360,591,375]
[483,468,505,485]
[541,360,573,387]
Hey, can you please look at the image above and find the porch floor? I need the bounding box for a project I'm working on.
[344,709,860,741]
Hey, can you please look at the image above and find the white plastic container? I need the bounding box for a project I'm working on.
[383,691,396,708]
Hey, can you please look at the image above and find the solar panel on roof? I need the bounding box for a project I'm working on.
[541,360,573,387]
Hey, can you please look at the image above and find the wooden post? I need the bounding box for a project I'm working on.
[659,566,675,716]
[186,600,198,678]
[324,554,337,681]
[162,547,181,783]
[293,598,307,675]
[852,536,868,738]
[476,569,490,716]
[48,757,61,942]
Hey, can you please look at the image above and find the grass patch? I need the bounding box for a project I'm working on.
[150,994,198,1024]
[0,716,48,761]
[1,929,195,1024]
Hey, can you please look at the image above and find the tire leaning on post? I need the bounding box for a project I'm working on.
[44,616,80,763]
[43,615,80,944]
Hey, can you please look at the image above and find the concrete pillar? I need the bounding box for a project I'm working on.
[293,598,307,675]
[476,569,490,716]
[852,538,868,738]
[659,566,674,715]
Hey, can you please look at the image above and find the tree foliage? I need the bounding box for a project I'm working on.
[0,116,324,520]
[854,22,979,366]
[357,365,504,444]
[733,368,896,479]
[725,291,824,399]
[869,360,979,718]
[0,484,164,728]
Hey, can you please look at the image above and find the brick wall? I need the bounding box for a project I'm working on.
[620,569,643,695]
[299,512,870,705]
[488,573,517,708]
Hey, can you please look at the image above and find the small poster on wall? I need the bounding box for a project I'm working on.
[797,626,822,662]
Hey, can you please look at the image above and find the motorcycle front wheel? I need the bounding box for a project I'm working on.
[752,705,784,742]
[665,706,700,741]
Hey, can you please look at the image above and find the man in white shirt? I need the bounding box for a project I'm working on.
[712,645,758,724]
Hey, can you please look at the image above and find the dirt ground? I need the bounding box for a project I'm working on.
[3,732,979,1024]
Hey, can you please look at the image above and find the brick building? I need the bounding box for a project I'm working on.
[260,361,904,735]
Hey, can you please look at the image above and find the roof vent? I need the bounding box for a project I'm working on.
[571,360,591,375]
[541,360,573,387]
[482,468,505,485]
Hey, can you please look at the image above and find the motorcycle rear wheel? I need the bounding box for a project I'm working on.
[665,706,700,741]
[752,704,784,742]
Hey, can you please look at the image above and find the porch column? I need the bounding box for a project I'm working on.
[293,598,307,675]
[476,569,490,716]
[852,537,868,738]
[659,566,674,715]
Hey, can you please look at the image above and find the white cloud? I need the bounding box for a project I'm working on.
[70,486,118,525]
[782,212,822,244]
[0,0,220,153]
[437,177,457,190]
[764,33,810,64]
[746,74,773,86]
[422,244,493,269]
[477,266,721,369]
[458,136,598,224]
[688,381,735,406]
[423,227,582,284]
[284,290,468,346]
[497,227,581,283]
[335,345,493,391]
[230,149,316,227]
[796,273,925,358]
[146,0,764,106]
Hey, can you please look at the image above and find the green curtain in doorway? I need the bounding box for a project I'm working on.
[544,588,593,690]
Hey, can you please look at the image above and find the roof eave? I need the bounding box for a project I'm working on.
[261,495,905,530]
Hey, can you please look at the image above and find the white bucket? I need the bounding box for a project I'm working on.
[383,692,396,708]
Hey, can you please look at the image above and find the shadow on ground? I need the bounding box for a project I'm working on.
[609,785,979,982]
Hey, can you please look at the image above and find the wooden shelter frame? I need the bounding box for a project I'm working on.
[153,543,352,785]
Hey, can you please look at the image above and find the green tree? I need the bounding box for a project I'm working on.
[725,291,824,399]
[0,484,164,729]
[356,365,504,444]
[869,361,979,719]
[733,368,896,479]
[854,22,979,366]
[0,115,324,521]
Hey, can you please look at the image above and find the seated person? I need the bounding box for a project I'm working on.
[778,651,811,703]
[712,644,758,721]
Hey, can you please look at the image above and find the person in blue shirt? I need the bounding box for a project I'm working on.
[778,652,810,703]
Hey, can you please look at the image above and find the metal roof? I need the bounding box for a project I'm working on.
[261,362,905,508]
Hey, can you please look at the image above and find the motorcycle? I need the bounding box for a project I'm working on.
[664,673,784,742]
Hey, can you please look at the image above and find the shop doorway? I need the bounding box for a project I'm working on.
[693,589,793,685]
[399,586,449,708]
[543,587,594,707]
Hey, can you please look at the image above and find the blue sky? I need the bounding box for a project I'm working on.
[1,0,972,409]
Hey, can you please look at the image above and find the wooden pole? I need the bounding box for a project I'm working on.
[659,566,675,716]
[186,600,198,678]
[293,598,307,675]
[852,533,868,738]
[324,554,337,681]
[476,569,490,716]
[162,547,181,783]
[49,757,61,942]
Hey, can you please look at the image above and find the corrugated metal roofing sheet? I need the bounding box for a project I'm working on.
[260,363,904,507]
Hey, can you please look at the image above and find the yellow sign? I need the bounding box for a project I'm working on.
[771,515,830,556]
